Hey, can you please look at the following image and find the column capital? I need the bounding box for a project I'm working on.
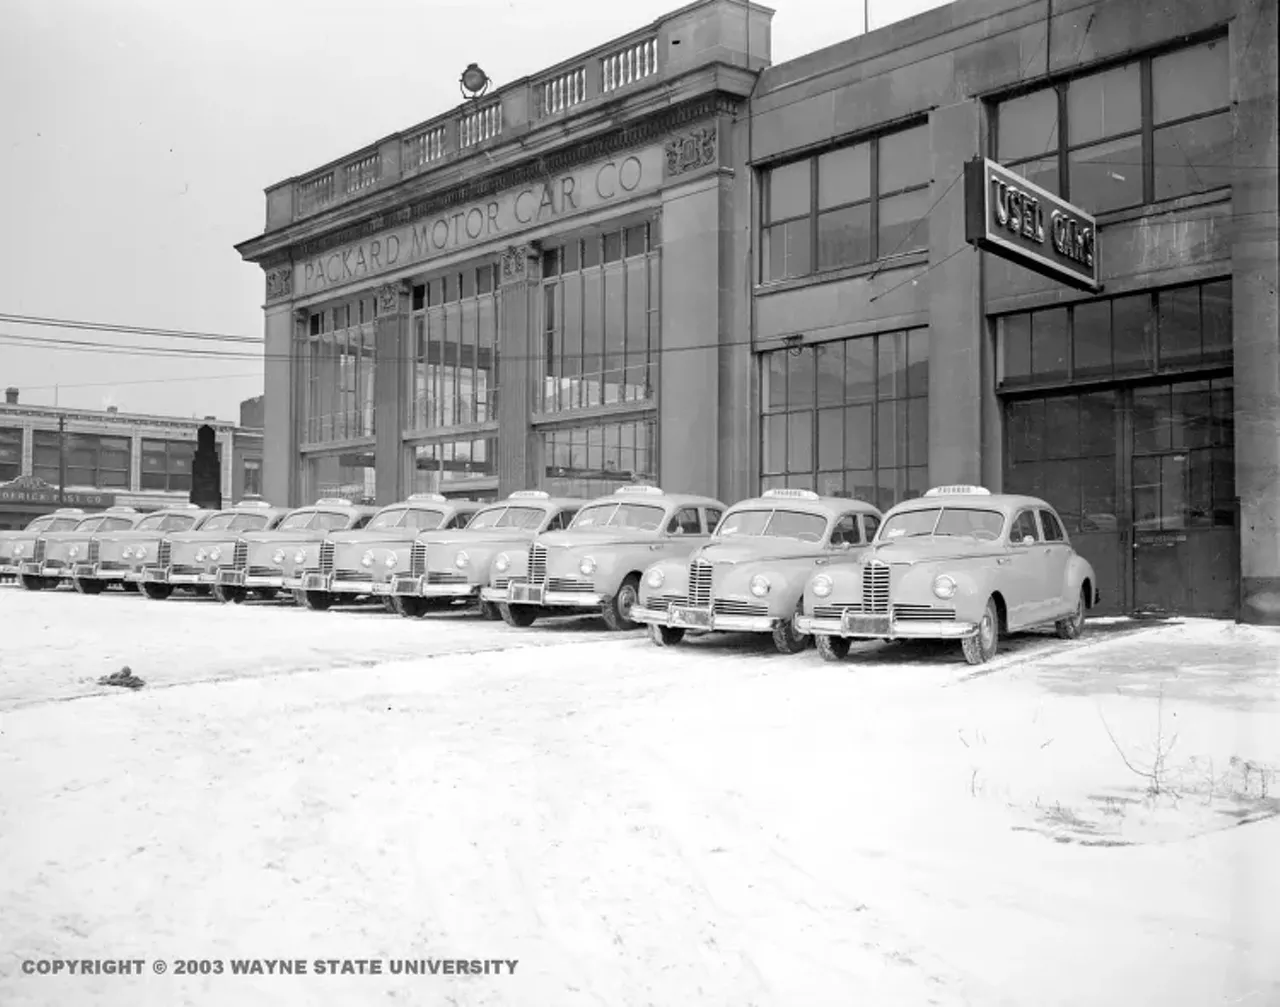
[376,280,412,316]
[500,243,542,287]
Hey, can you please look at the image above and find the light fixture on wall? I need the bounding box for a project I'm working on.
[459,63,491,101]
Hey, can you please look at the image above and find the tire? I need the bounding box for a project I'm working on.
[478,600,502,621]
[302,590,332,612]
[600,575,641,631]
[649,624,685,647]
[393,595,432,618]
[962,597,1000,666]
[142,582,173,601]
[771,599,811,655]
[255,587,279,601]
[192,586,212,597]
[1055,587,1087,640]
[18,574,45,591]
[381,597,398,614]
[499,602,538,628]
[815,634,851,662]
[73,577,106,595]
[212,583,245,604]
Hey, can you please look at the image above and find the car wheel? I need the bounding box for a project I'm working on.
[649,624,685,647]
[771,599,810,655]
[212,583,245,604]
[815,634,851,662]
[73,577,106,596]
[18,574,45,591]
[255,587,279,601]
[478,600,502,621]
[142,583,173,601]
[1055,588,1087,640]
[302,590,332,612]
[601,574,641,631]
[499,602,538,628]
[393,595,429,619]
[961,597,1000,666]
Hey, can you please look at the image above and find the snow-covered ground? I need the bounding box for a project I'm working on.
[2,587,1278,1006]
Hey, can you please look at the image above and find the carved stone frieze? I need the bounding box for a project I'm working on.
[664,125,718,178]
[265,264,293,301]
[501,243,541,285]
[376,282,408,315]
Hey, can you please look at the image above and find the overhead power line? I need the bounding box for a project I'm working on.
[0,312,261,344]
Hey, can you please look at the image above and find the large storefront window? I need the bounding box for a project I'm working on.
[300,295,377,444]
[0,427,22,482]
[542,418,656,499]
[32,431,132,489]
[408,264,500,430]
[408,436,497,495]
[760,328,929,511]
[997,279,1231,387]
[307,450,376,504]
[761,122,930,283]
[995,37,1231,213]
[539,221,660,413]
[140,439,191,491]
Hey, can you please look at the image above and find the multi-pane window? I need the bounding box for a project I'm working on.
[761,123,931,283]
[140,438,193,492]
[760,328,930,511]
[543,418,656,499]
[307,450,376,504]
[32,431,131,489]
[0,427,21,482]
[997,279,1231,387]
[408,264,500,431]
[242,457,262,497]
[996,37,1231,213]
[540,222,660,413]
[409,436,497,494]
[300,295,378,444]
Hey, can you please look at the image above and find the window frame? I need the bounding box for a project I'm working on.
[1009,509,1042,544]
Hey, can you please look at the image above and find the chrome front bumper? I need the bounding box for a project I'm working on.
[216,569,284,589]
[165,569,219,585]
[795,612,977,640]
[630,604,781,634]
[71,562,130,581]
[306,571,392,596]
[0,562,20,577]
[481,581,604,607]
[390,573,479,598]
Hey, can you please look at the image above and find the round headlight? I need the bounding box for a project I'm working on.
[135,545,147,560]
[361,550,374,568]
[749,574,771,597]
[294,549,307,565]
[455,551,469,569]
[812,574,833,598]
[272,548,285,564]
[196,548,208,562]
[384,552,398,568]
[494,552,510,572]
[579,556,597,576]
[122,546,134,558]
[69,545,80,559]
[933,574,957,600]
[646,567,665,589]
[14,543,25,556]
[209,547,221,561]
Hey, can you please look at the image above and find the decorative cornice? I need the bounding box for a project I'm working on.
[266,93,740,267]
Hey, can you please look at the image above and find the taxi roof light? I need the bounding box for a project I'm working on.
[407,492,447,503]
[509,490,550,499]
[923,485,992,497]
[234,499,273,508]
[762,488,820,501]
[614,485,664,496]
[315,497,353,506]
[104,506,138,513]
[53,507,85,514]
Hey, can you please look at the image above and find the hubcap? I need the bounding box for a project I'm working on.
[619,587,635,617]
[980,611,995,649]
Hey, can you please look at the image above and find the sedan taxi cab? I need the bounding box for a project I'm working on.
[1,509,85,582]
[139,500,290,599]
[70,504,210,595]
[214,498,376,604]
[481,485,726,630]
[795,485,1100,666]
[16,507,141,590]
[295,494,484,612]
[631,489,883,654]
[392,490,584,618]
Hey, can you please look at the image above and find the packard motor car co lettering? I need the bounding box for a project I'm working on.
[989,177,1095,269]
[300,154,646,293]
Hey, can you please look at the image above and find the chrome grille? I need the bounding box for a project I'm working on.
[813,603,866,619]
[492,577,510,591]
[319,541,335,575]
[427,571,468,585]
[170,563,201,577]
[247,565,277,577]
[862,561,890,614]
[98,561,129,572]
[528,544,548,584]
[547,576,594,593]
[87,541,100,564]
[232,539,248,570]
[33,538,46,563]
[157,540,171,566]
[713,598,768,617]
[410,542,427,577]
[333,570,371,583]
[895,605,956,621]
[688,560,713,608]
[653,593,687,607]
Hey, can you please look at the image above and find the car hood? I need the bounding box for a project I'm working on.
[168,528,243,544]
[693,538,826,565]
[863,537,1005,566]
[328,528,421,548]
[417,528,536,551]
[536,529,655,549]
[239,529,327,544]
[37,530,99,543]
[94,529,174,544]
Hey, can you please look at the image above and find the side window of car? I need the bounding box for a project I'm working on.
[829,514,861,546]
[666,507,701,535]
[705,508,723,533]
[1040,509,1066,542]
[350,514,371,530]
[1010,510,1041,544]
[863,514,881,541]
[549,509,577,531]
[444,513,466,530]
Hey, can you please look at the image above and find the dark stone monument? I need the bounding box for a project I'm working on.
[190,425,222,510]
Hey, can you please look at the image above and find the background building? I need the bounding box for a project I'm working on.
[0,387,265,529]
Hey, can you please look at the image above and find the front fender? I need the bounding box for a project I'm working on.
[720,560,815,615]
[638,558,686,605]
[895,561,993,623]
[802,565,862,614]
[490,547,528,585]
[1066,553,1099,606]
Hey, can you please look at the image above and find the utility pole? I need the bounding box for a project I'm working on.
[865,0,871,33]
[58,415,66,505]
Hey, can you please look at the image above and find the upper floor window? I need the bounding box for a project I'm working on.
[242,457,262,496]
[0,426,21,482]
[141,438,193,492]
[300,295,377,444]
[761,123,931,283]
[996,37,1231,214]
[33,431,131,489]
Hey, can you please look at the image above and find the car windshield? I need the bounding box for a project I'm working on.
[135,513,198,532]
[50,517,82,531]
[26,516,55,533]
[716,508,827,542]
[279,512,315,530]
[367,508,409,530]
[468,506,545,530]
[74,517,105,532]
[229,514,269,531]
[569,502,665,531]
[202,513,237,531]
[134,515,168,532]
[878,507,1006,541]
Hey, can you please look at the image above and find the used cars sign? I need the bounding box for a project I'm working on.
[963,157,1101,292]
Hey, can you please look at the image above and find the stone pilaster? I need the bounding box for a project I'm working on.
[497,243,541,495]
[373,281,411,506]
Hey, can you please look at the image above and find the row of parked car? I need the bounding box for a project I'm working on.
[0,483,1100,666]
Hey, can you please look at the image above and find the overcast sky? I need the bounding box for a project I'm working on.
[0,0,948,422]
